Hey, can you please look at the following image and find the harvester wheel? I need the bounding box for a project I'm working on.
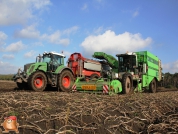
[149,78,157,93]
[90,74,99,80]
[28,71,47,92]
[58,70,74,92]
[122,73,133,94]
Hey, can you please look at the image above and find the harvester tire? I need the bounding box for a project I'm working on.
[122,73,133,94]
[90,74,99,80]
[149,78,157,93]
[58,70,74,92]
[28,71,47,92]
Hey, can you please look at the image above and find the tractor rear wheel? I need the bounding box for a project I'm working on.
[149,78,157,93]
[28,71,47,92]
[58,70,74,92]
[122,73,133,94]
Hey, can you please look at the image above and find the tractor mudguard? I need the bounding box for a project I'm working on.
[56,66,74,75]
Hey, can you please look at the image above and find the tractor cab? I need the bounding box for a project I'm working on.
[116,52,137,79]
[37,52,65,72]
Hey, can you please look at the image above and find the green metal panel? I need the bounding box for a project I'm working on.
[74,78,122,94]
[38,64,47,72]
[55,65,66,74]
[142,74,154,88]
[26,62,47,76]
[142,75,148,87]
[110,80,122,93]
[74,78,109,92]
[93,52,118,69]
[136,51,161,88]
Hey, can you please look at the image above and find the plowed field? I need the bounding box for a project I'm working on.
[0,80,178,134]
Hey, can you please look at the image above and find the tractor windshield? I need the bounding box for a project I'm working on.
[118,55,136,72]
[52,54,64,65]
[42,53,64,71]
[42,54,64,65]
[43,54,51,63]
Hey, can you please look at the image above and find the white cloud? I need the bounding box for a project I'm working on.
[0,60,19,74]
[81,3,88,10]
[2,54,14,59]
[162,60,178,73]
[32,0,51,9]
[24,50,37,58]
[0,31,7,46]
[0,32,27,53]
[57,39,70,46]
[14,24,40,39]
[81,30,152,57]
[49,31,61,43]
[0,0,51,25]
[14,25,78,45]
[133,10,139,18]
[63,51,72,58]
[63,26,79,35]
[0,31,7,41]
[92,26,112,35]
[32,42,44,46]
[62,50,73,65]
[41,31,70,45]
[5,41,26,52]
[95,0,104,3]
[93,27,104,35]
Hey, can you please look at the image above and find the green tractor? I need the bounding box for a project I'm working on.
[13,52,74,92]
[72,51,162,94]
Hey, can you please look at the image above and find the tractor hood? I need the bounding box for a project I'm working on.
[24,63,34,72]
[26,62,47,76]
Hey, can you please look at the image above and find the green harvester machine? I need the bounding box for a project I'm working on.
[72,51,162,94]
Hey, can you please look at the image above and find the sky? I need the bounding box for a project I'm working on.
[0,0,178,74]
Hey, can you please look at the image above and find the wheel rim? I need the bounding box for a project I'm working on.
[34,77,43,88]
[125,77,131,93]
[62,76,70,88]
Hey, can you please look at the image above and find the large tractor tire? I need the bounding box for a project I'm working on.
[122,73,133,94]
[28,71,47,92]
[149,78,157,93]
[58,70,74,92]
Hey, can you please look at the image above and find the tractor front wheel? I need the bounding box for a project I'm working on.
[149,78,157,93]
[16,82,28,90]
[58,70,74,92]
[28,71,47,92]
[122,73,133,94]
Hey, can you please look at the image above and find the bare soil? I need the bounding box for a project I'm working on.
[0,81,178,134]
